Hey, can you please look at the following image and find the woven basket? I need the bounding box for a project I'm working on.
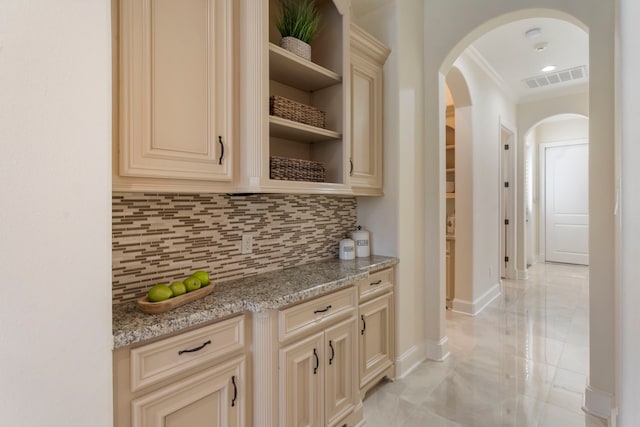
[280,36,311,61]
[270,156,325,182]
[270,95,326,129]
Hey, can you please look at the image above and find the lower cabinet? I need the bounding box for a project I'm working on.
[113,314,249,427]
[131,357,244,427]
[357,267,395,397]
[280,318,356,427]
[253,286,362,427]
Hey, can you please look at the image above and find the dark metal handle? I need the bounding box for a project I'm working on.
[361,315,366,335]
[178,339,211,355]
[313,305,332,314]
[313,348,319,374]
[329,340,335,365]
[218,136,224,165]
[231,375,237,407]
[370,279,383,286]
[350,158,353,176]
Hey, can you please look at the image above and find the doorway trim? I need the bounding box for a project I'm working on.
[499,119,517,280]
[538,138,589,263]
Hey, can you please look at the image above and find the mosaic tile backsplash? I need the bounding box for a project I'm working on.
[112,193,357,303]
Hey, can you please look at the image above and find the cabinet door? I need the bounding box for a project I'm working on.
[359,293,393,388]
[325,318,357,427]
[280,332,324,427]
[131,356,244,427]
[350,53,383,193]
[119,0,234,181]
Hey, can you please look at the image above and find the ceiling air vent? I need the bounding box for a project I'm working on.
[523,66,588,89]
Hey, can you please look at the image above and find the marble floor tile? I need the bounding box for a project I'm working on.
[363,263,602,427]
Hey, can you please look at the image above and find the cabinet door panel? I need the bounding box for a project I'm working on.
[131,356,244,427]
[119,0,233,181]
[359,293,392,387]
[325,317,357,427]
[280,332,324,427]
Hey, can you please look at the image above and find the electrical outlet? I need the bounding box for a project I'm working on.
[241,234,253,254]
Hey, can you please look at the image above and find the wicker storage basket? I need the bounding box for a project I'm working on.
[270,156,325,182]
[270,96,326,129]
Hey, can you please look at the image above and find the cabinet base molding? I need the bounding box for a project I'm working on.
[583,383,614,420]
[360,363,394,398]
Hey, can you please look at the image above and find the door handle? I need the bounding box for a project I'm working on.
[231,375,237,407]
[361,315,366,335]
[218,136,224,165]
[313,348,319,374]
[329,340,335,365]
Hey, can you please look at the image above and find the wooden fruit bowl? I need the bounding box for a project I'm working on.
[137,283,216,314]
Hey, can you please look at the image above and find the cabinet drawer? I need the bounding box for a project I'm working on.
[357,268,394,303]
[130,315,245,392]
[279,287,356,342]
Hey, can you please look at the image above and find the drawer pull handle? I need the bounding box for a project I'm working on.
[178,339,211,355]
[370,279,383,286]
[313,305,332,314]
[313,348,319,374]
[329,340,335,365]
[231,375,238,407]
[218,136,224,165]
[361,315,366,335]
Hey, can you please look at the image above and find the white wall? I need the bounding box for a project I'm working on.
[354,0,434,372]
[449,53,517,314]
[618,0,640,424]
[0,2,113,426]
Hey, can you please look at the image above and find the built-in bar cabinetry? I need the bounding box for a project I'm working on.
[350,24,391,196]
[114,0,238,193]
[253,287,363,427]
[113,315,249,427]
[114,0,391,195]
[357,267,395,397]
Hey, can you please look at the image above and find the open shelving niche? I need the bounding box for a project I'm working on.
[265,0,348,190]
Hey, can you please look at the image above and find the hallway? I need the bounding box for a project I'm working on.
[363,263,606,426]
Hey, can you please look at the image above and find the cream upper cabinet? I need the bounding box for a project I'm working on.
[349,24,390,196]
[238,0,352,194]
[115,0,236,191]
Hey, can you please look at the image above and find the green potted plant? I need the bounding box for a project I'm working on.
[276,0,321,61]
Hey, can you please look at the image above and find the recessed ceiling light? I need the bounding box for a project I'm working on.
[525,28,542,39]
[534,42,548,52]
[541,65,557,72]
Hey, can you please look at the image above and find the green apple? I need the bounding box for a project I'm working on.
[148,284,173,302]
[191,270,210,286]
[184,277,202,292]
[169,281,187,297]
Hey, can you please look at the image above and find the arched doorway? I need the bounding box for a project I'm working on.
[425,4,615,420]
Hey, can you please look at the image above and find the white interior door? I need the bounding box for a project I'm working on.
[544,142,589,265]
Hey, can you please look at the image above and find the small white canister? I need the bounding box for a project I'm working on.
[350,226,370,258]
[339,238,356,260]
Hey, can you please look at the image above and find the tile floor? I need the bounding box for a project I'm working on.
[363,262,608,427]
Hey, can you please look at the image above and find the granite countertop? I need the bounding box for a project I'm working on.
[112,255,398,349]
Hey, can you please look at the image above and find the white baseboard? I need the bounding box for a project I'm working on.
[537,254,545,263]
[395,344,425,379]
[425,336,450,361]
[583,383,614,420]
[516,269,529,280]
[452,283,502,316]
